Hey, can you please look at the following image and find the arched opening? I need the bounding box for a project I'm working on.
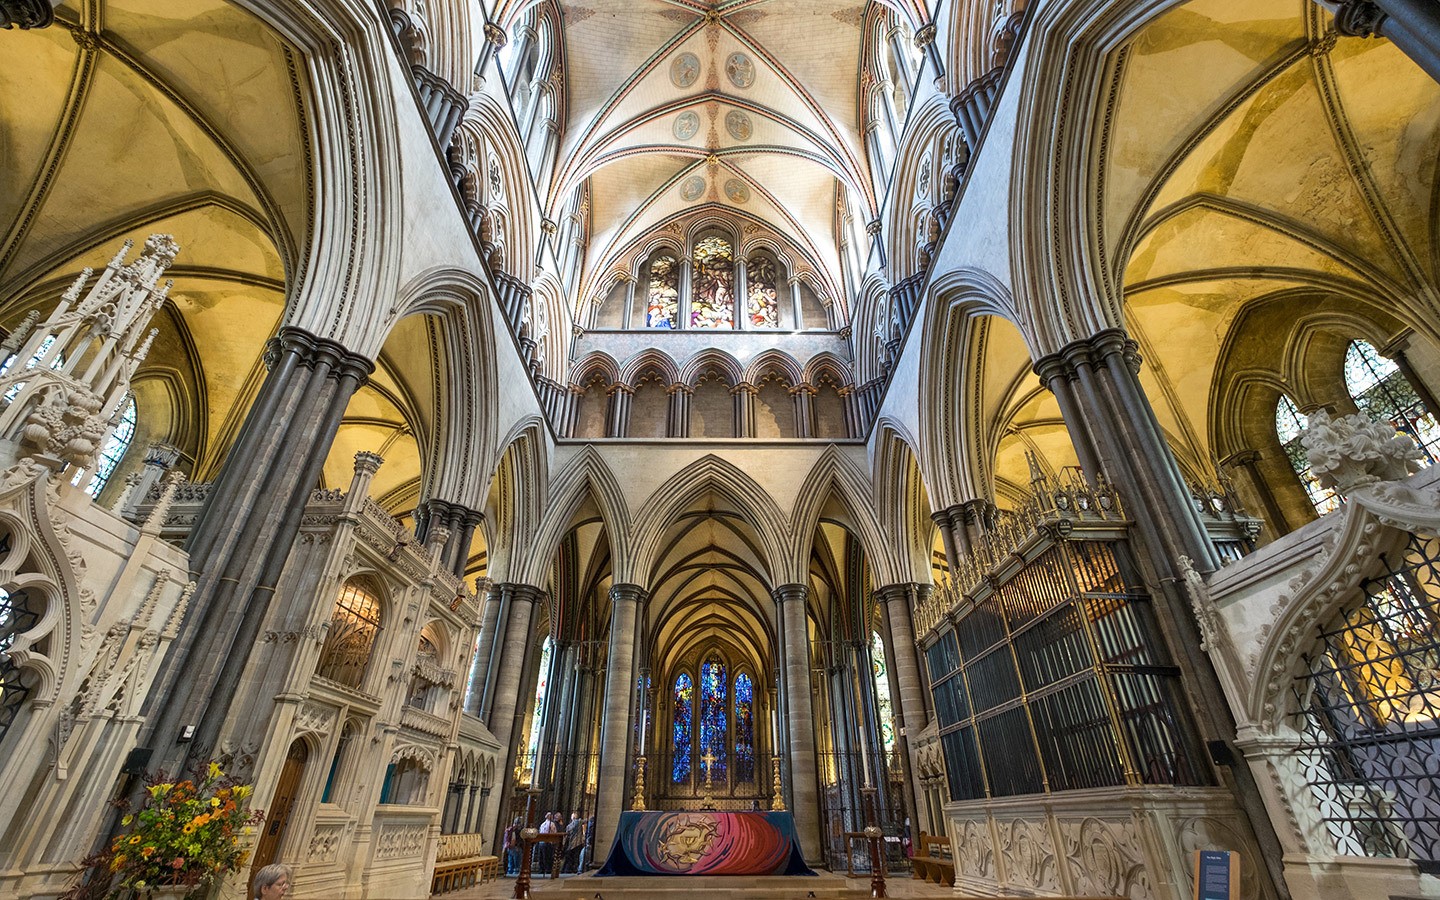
[315,578,385,691]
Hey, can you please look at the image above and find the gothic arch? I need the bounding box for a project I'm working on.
[482,420,548,583]
[618,349,682,386]
[742,350,803,386]
[457,94,538,283]
[872,423,941,583]
[630,456,789,588]
[680,349,744,386]
[788,446,900,589]
[520,447,632,585]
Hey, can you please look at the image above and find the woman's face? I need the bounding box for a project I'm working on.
[260,875,291,900]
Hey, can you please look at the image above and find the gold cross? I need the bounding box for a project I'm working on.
[701,748,717,782]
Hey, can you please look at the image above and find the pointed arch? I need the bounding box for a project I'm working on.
[519,447,632,585]
[679,349,744,386]
[787,446,900,588]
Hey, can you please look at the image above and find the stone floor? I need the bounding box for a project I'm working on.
[443,870,959,900]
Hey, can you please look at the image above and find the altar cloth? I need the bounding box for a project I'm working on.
[596,811,816,876]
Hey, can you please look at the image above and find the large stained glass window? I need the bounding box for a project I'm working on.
[746,252,780,329]
[734,671,755,783]
[691,236,735,329]
[647,252,679,328]
[526,636,554,770]
[672,672,694,783]
[74,396,136,497]
[1344,339,1440,464]
[1276,395,1339,516]
[872,632,896,754]
[699,656,728,782]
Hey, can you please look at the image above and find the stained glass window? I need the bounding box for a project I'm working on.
[734,671,755,783]
[746,253,780,329]
[74,396,135,497]
[872,632,896,754]
[526,636,553,773]
[672,672,693,783]
[1276,395,1339,516]
[647,252,679,328]
[1344,340,1440,464]
[699,656,728,781]
[1,335,60,402]
[691,236,735,329]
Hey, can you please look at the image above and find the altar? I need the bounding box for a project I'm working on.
[597,811,816,876]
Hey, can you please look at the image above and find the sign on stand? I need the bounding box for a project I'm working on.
[1192,850,1239,900]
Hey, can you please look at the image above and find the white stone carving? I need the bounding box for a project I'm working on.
[376,822,429,859]
[1301,408,1424,494]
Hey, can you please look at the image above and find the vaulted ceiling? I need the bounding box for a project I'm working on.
[515,0,878,301]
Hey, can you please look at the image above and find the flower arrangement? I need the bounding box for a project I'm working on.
[65,761,264,899]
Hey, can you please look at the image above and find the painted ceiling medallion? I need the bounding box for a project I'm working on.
[680,176,707,201]
[674,112,701,141]
[725,53,755,89]
[724,110,752,142]
[724,179,750,203]
[671,52,701,88]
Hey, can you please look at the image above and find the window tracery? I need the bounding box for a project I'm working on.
[1343,340,1440,464]
[316,579,384,690]
[698,654,728,781]
[1275,395,1339,516]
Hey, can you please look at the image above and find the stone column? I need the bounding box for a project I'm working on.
[622,274,637,329]
[1332,0,1440,83]
[464,579,500,716]
[481,583,543,849]
[142,327,373,767]
[735,259,749,330]
[1033,328,1288,896]
[606,383,633,437]
[668,383,692,438]
[594,584,644,854]
[875,583,929,836]
[1383,331,1440,419]
[774,583,820,861]
[1221,449,1290,537]
[732,382,757,438]
[791,384,816,439]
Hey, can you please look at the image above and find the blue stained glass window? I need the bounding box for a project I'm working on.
[672,672,693,783]
[699,657,728,782]
[76,396,136,496]
[734,672,755,783]
[526,636,553,773]
[1276,395,1339,516]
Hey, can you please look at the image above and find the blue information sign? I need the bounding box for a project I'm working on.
[1193,850,1238,900]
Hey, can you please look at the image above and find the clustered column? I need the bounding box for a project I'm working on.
[1033,327,1288,891]
[415,498,485,578]
[774,583,821,862]
[594,583,645,854]
[479,582,544,850]
[142,326,373,768]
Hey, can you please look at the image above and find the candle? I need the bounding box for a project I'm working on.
[859,717,872,788]
[640,708,649,756]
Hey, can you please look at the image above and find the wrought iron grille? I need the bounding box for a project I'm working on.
[817,749,912,874]
[1295,534,1440,872]
[315,581,383,689]
[926,539,1210,801]
[0,586,43,745]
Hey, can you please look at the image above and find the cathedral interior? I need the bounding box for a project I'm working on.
[1,0,1439,897]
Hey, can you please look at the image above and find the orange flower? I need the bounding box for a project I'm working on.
[110,855,126,871]
[128,836,142,845]
[141,846,157,859]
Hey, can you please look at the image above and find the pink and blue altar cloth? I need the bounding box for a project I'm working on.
[597,810,816,876]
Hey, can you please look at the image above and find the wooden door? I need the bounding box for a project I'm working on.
[250,741,308,889]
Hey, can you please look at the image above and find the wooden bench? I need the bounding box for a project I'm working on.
[430,833,499,895]
[911,831,955,887]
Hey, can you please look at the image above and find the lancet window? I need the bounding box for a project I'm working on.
[872,631,896,754]
[672,672,694,783]
[734,671,756,783]
[745,251,780,328]
[1343,339,1440,464]
[0,586,42,746]
[1275,395,1340,516]
[691,235,735,329]
[630,232,793,331]
[646,250,679,329]
[526,635,554,769]
[667,650,761,795]
[75,396,136,497]
[316,579,384,690]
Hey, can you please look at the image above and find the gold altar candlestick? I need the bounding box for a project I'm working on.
[770,755,785,811]
[631,754,647,810]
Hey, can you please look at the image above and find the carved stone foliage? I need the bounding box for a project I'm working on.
[294,701,336,739]
[1059,817,1152,900]
[1302,408,1424,494]
[375,822,429,859]
[307,823,345,863]
[955,819,995,880]
[999,817,1059,892]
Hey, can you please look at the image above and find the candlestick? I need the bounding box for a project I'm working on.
[859,721,872,788]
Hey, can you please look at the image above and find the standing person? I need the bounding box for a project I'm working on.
[252,863,292,900]
[538,811,558,875]
[503,817,521,876]
[563,812,584,874]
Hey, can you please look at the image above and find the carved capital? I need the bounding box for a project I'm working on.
[483,22,507,47]
[3,0,55,29]
[1333,0,1386,37]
